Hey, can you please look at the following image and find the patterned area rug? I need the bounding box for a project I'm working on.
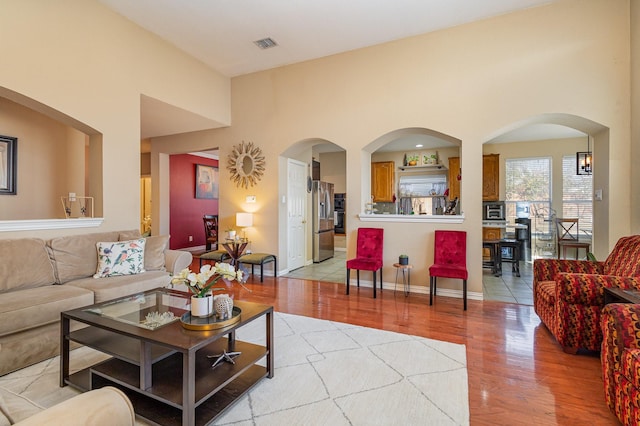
[0,313,469,425]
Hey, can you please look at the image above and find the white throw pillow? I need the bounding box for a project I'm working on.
[94,238,146,278]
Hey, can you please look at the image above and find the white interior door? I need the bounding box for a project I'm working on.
[287,159,307,271]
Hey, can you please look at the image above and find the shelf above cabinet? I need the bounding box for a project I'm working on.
[398,164,448,171]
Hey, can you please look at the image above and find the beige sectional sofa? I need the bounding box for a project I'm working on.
[0,230,192,376]
[0,386,135,426]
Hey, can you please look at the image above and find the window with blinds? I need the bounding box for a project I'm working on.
[562,155,592,236]
[505,157,552,222]
[398,174,447,197]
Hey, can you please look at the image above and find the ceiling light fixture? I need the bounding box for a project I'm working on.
[415,144,423,148]
[254,37,278,50]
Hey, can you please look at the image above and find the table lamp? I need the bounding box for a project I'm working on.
[236,212,253,241]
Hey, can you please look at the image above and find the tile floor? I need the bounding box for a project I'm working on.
[482,258,534,305]
[283,251,347,284]
[283,248,535,305]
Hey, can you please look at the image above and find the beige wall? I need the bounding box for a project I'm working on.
[0,0,230,238]
[318,151,346,193]
[0,0,634,300]
[152,0,630,297]
[632,0,640,233]
[0,97,86,219]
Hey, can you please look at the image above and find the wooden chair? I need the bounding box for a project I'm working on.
[203,215,218,251]
[555,217,590,259]
[346,228,384,298]
[429,230,468,310]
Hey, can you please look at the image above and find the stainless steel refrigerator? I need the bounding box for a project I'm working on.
[312,181,335,262]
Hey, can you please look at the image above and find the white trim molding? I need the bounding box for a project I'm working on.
[0,218,104,232]
[358,213,465,224]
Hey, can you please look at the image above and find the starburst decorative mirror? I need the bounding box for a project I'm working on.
[227,141,266,188]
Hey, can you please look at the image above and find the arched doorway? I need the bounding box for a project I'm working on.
[481,114,609,304]
[280,139,346,279]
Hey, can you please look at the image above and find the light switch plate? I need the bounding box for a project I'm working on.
[594,189,603,201]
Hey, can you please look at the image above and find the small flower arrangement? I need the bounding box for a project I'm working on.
[171,263,249,298]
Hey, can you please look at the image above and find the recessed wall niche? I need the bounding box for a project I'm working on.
[0,94,102,222]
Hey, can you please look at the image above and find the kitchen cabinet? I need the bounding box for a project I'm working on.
[448,157,460,201]
[482,227,503,260]
[371,161,395,202]
[483,154,500,201]
[482,227,502,241]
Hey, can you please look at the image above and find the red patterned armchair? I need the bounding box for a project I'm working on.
[601,303,640,426]
[533,235,640,353]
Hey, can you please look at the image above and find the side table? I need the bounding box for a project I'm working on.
[393,263,412,296]
[221,239,249,268]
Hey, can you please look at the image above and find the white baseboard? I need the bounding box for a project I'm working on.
[346,278,483,300]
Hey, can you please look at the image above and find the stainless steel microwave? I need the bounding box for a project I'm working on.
[483,201,505,221]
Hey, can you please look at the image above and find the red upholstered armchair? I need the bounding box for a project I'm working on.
[601,303,640,426]
[346,228,384,298]
[533,235,640,353]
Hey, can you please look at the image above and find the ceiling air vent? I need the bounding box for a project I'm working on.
[253,37,278,50]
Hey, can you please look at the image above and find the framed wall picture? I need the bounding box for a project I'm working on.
[405,153,420,167]
[421,151,439,165]
[0,135,17,195]
[195,164,219,199]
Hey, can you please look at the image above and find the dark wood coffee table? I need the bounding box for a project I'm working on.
[604,286,640,305]
[60,288,273,426]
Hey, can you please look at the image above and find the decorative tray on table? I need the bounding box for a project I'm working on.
[180,306,241,330]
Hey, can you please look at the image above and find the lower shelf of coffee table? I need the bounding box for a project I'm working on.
[92,364,266,426]
[66,338,268,426]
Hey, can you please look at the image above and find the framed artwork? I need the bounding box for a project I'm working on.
[195,164,219,199]
[0,135,17,195]
[421,151,438,165]
[405,153,420,167]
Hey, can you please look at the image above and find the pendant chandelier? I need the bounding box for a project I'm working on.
[576,136,592,175]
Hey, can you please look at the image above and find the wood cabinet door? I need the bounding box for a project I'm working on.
[483,227,502,241]
[483,154,500,201]
[371,161,395,202]
[448,157,460,201]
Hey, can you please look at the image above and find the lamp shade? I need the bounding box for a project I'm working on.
[236,212,253,227]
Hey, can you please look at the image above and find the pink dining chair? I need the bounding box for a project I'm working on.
[429,230,468,310]
[346,228,384,298]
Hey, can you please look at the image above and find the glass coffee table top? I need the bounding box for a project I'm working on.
[84,290,189,330]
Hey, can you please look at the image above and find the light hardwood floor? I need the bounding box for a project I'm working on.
[194,257,618,425]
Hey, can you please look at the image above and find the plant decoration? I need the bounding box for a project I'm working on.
[171,263,249,298]
[405,154,419,166]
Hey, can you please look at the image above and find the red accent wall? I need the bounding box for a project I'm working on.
[169,154,219,249]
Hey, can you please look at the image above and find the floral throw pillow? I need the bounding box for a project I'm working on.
[94,238,146,278]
